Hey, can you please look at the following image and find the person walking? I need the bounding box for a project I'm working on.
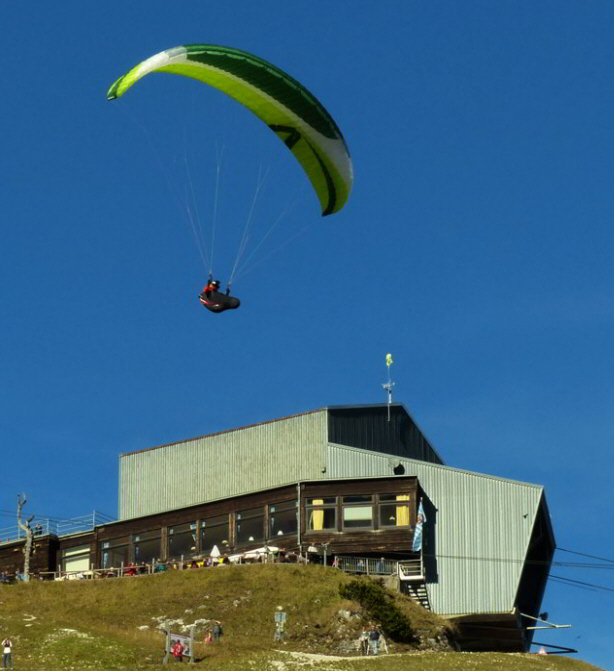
[1,638,13,669]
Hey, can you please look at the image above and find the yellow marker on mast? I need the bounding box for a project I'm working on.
[383,353,395,421]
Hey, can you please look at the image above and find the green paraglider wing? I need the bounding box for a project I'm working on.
[107,45,352,216]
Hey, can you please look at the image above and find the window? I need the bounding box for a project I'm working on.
[342,506,373,529]
[342,495,372,504]
[61,544,90,573]
[236,507,264,545]
[133,530,161,564]
[269,501,298,539]
[100,536,129,569]
[169,522,197,560]
[378,494,411,527]
[342,495,373,530]
[306,498,337,531]
[200,514,229,554]
[306,497,336,505]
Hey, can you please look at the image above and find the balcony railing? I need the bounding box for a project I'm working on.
[334,554,424,581]
[0,511,115,545]
[397,555,424,580]
[335,555,398,576]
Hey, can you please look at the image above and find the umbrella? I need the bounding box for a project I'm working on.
[210,545,220,558]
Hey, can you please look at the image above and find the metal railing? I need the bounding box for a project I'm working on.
[334,554,424,580]
[397,555,424,580]
[335,556,398,575]
[0,511,115,545]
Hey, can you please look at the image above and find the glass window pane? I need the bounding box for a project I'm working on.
[200,516,229,554]
[379,493,411,502]
[169,526,198,560]
[269,507,297,538]
[379,503,410,527]
[201,514,227,528]
[133,530,160,542]
[169,522,196,535]
[306,497,336,506]
[342,495,373,503]
[308,507,336,531]
[101,545,128,569]
[236,507,264,521]
[134,538,160,564]
[270,500,297,514]
[102,536,129,549]
[236,514,264,545]
[343,505,373,529]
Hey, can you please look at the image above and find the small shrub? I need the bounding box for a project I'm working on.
[339,579,418,644]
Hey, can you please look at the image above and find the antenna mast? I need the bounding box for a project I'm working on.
[382,353,395,421]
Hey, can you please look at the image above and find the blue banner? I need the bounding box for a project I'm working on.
[412,500,426,552]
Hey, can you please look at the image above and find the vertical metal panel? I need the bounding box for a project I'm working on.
[119,411,328,519]
[325,442,544,617]
[327,405,444,464]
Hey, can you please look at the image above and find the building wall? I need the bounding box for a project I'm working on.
[118,405,444,521]
[325,442,547,617]
[328,405,443,464]
[119,410,328,519]
[0,535,57,577]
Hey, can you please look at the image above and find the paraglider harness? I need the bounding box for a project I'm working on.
[199,277,240,313]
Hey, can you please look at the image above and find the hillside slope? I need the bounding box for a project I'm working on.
[0,564,603,671]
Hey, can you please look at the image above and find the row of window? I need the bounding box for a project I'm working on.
[99,494,413,567]
[306,494,411,531]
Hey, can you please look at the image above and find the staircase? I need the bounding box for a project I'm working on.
[398,557,431,611]
[402,579,431,610]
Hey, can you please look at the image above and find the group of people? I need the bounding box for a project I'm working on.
[359,626,384,656]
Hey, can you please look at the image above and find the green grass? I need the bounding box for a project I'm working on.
[0,564,603,671]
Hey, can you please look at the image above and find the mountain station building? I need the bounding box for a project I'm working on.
[0,403,555,653]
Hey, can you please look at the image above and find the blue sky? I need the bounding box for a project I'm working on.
[1,2,613,667]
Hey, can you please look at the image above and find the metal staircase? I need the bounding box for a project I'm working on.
[398,556,431,610]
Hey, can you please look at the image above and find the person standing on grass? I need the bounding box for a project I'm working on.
[369,626,381,655]
[274,607,287,641]
[359,627,369,655]
[1,637,13,669]
[211,621,223,642]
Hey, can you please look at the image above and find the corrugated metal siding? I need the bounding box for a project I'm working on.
[327,405,444,464]
[325,443,543,617]
[119,411,328,519]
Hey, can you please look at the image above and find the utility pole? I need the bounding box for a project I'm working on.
[17,494,35,582]
[382,353,395,422]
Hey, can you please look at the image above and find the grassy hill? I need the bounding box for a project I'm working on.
[0,564,603,671]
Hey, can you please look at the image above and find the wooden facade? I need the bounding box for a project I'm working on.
[0,534,56,576]
[0,476,420,576]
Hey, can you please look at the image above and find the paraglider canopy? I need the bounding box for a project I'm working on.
[107,44,353,216]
